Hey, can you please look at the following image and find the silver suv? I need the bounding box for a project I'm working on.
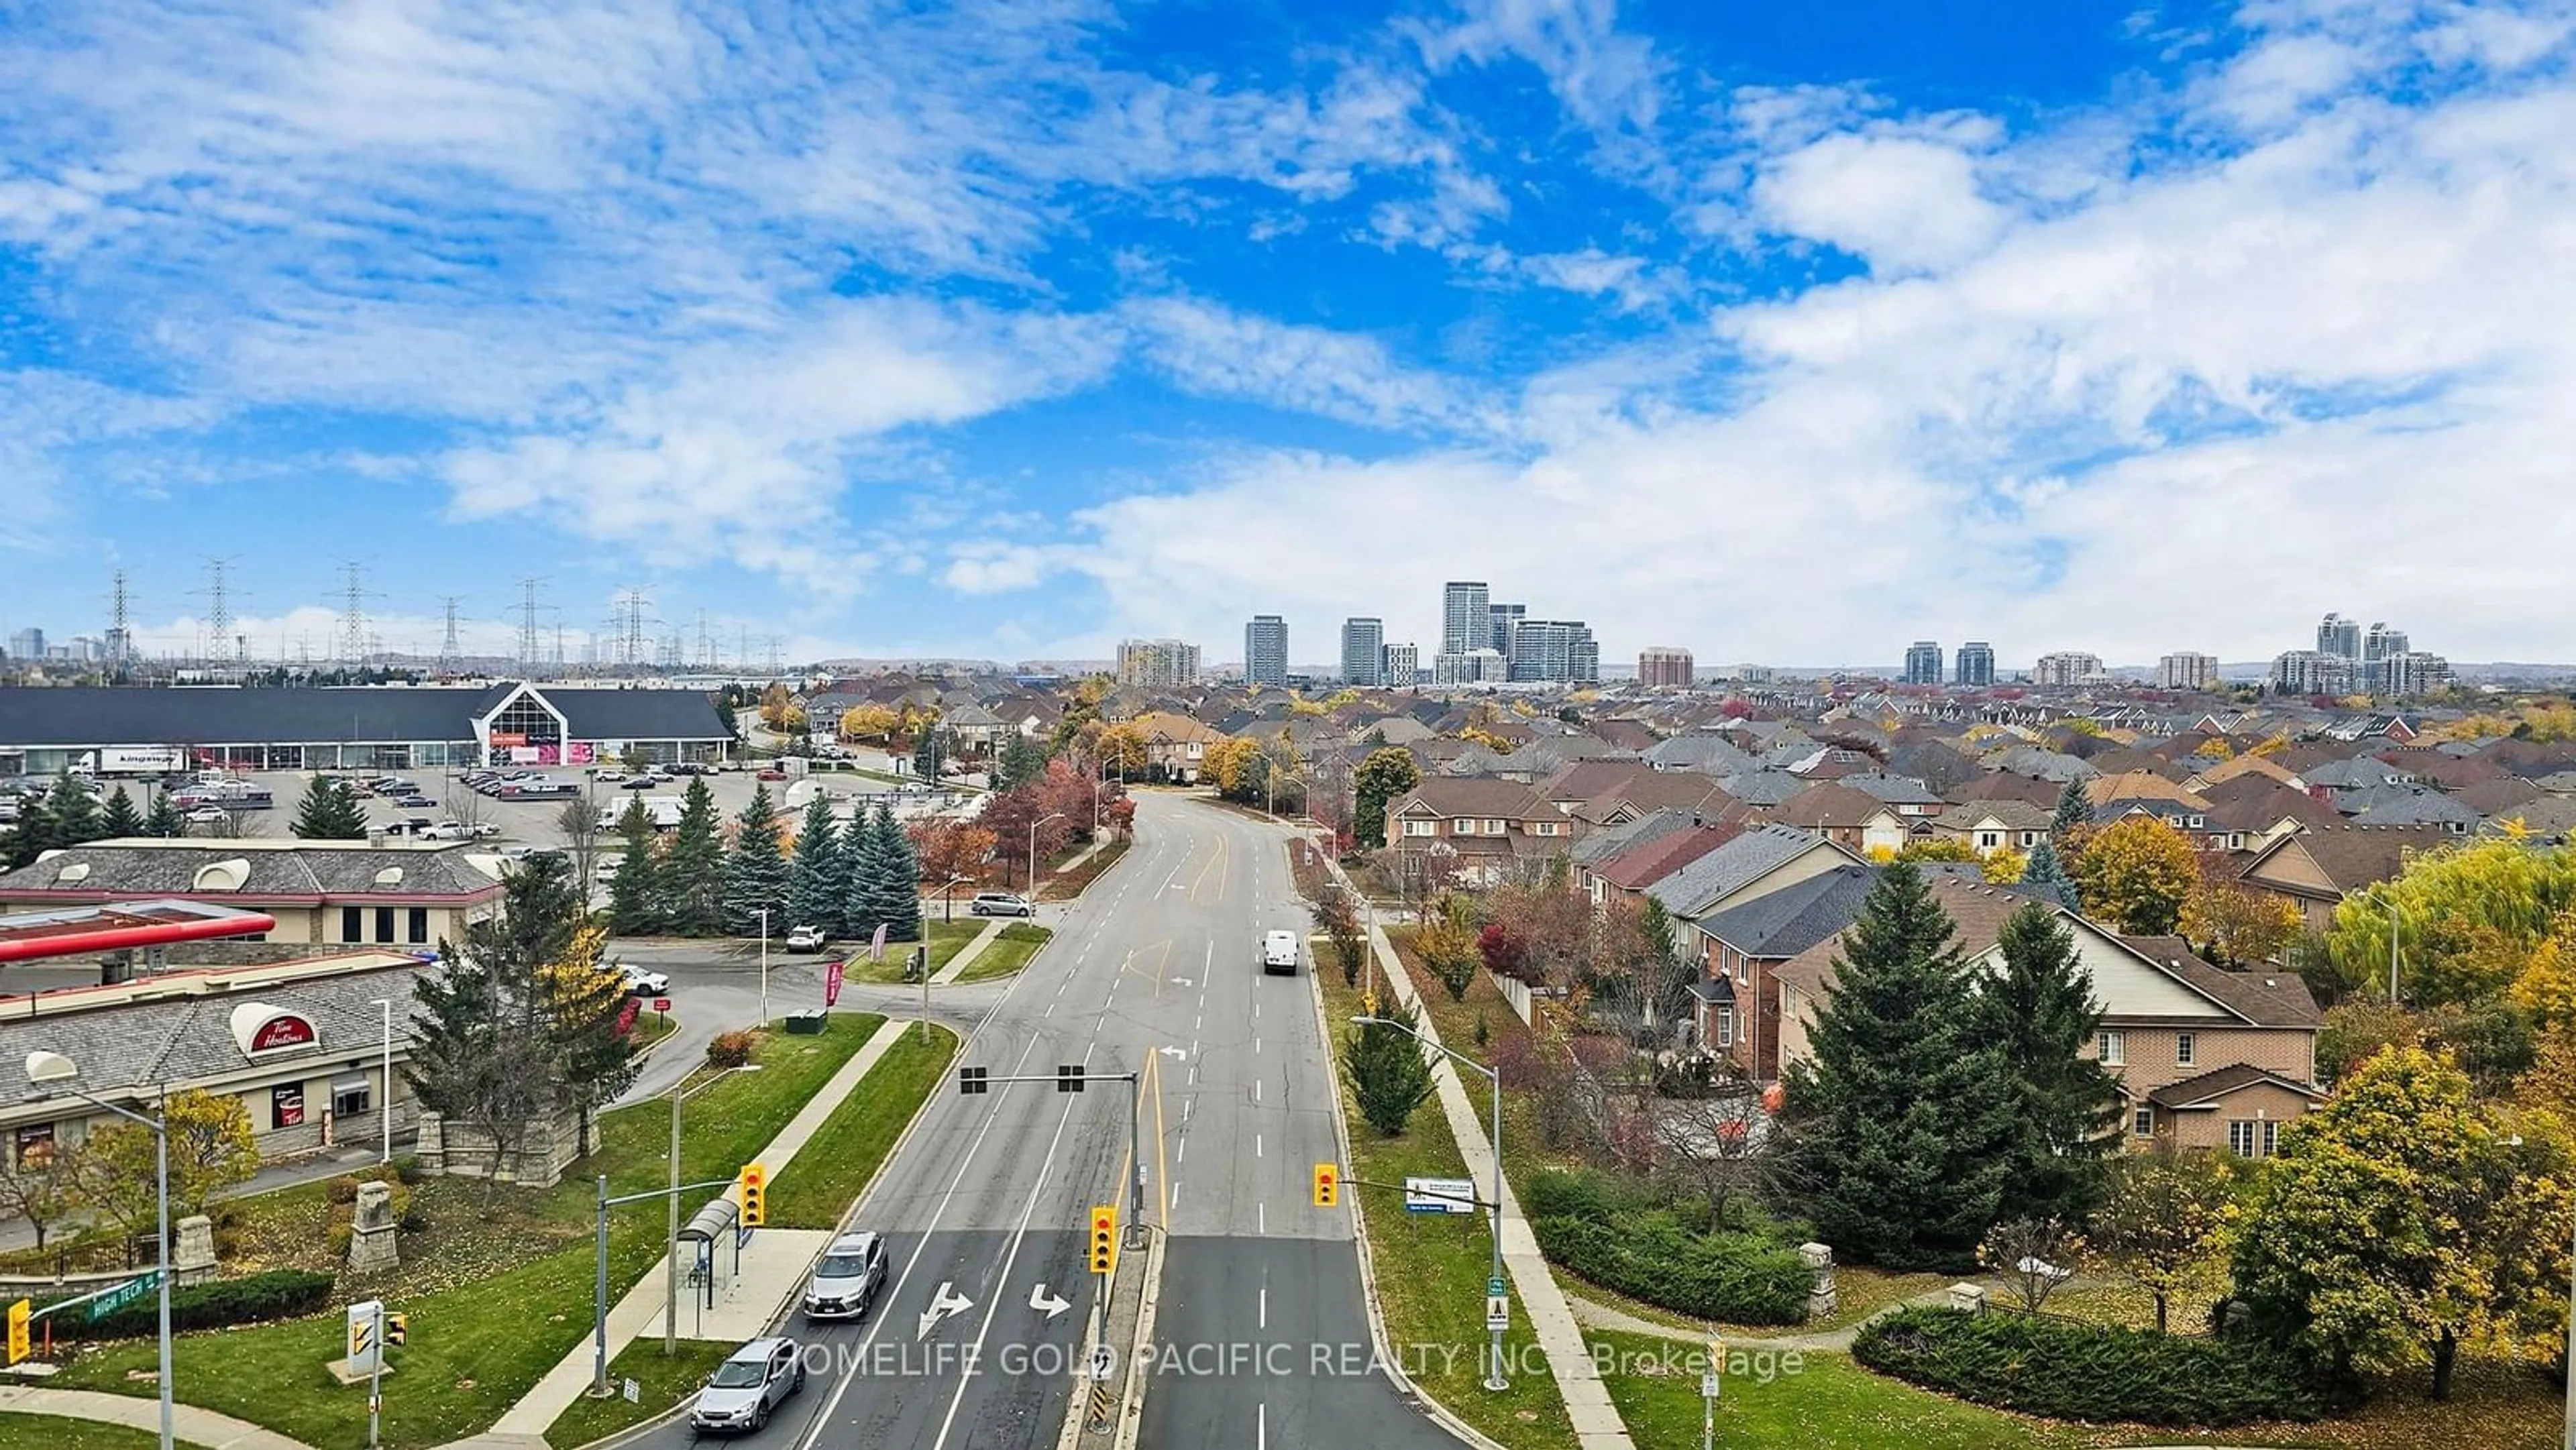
[690,1336,804,1433]
[802,1231,888,1321]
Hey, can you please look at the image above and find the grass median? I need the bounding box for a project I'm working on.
[1314,960,1580,1450]
[767,1023,959,1229]
[48,1015,882,1450]
[841,919,981,984]
[955,923,1051,983]
[539,1321,739,1448]
[0,1417,204,1450]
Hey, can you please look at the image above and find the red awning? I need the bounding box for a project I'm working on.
[0,901,280,964]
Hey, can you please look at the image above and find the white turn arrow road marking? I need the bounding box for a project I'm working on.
[1169,976,1192,987]
[1029,1284,1071,1319]
[916,1281,975,1339]
[1158,1046,1189,1060]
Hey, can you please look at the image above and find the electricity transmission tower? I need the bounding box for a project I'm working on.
[336,561,384,667]
[193,557,243,666]
[436,596,466,675]
[517,577,548,675]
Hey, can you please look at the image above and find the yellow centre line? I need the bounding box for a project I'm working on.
[1150,1052,1172,1230]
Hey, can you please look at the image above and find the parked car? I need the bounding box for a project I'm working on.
[184,805,228,824]
[419,823,472,842]
[969,892,1035,917]
[594,770,628,784]
[785,924,828,953]
[801,1231,887,1321]
[466,821,501,838]
[621,777,655,790]
[690,1337,804,1434]
[394,794,437,810]
[617,962,670,996]
[756,768,788,781]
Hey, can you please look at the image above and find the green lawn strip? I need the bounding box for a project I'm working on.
[543,1337,735,1449]
[955,924,1052,984]
[1036,837,1129,901]
[0,1416,210,1450]
[48,1017,880,1450]
[841,919,981,983]
[766,1024,960,1229]
[1587,1330,2092,1450]
[1316,963,1579,1450]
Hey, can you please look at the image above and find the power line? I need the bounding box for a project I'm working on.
[437,596,466,675]
[517,577,547,675]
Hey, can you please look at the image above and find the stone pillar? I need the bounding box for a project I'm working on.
[415,1111,447,1176]
[1947,1282,1986,1315]
[1799,1241,1837,1321]
[347,1181,400,1274]
[172,1215,217,1288]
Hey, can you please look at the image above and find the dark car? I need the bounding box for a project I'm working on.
[690,1337,805,1433]
[394,794,436,810]
[621,777,655,790]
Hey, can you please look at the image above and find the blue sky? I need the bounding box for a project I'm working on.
[3,0,2573,670]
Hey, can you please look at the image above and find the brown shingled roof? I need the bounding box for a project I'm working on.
[2245,823,2464,895]
[2147,1062,2325,1110]
[2113,935,2323,1027]
[1772,782,1896,831]
[1596,824,1746,891]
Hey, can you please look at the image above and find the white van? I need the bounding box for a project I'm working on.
[1261,930,1299,977]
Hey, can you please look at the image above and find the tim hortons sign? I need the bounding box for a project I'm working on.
[229,1002,321,1058]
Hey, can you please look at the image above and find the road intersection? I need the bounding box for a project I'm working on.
[621,791,1462,1450]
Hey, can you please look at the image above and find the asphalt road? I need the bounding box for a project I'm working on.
[621,791,1459,1450]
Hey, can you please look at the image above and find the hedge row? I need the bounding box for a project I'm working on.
[1530,1215,1809,1327]
[1853,1306,2320,1427]
[53,1268,336,1343]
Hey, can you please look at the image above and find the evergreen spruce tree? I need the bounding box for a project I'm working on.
[2050,778,2091,842]
[1341,999,1436,1135]
[99,786,144,838]
[994,734,1047,791]
[873,802,924,943]
[607,797,665,936]
[142,789,182,840]
[46,775,104,847]
[2,790,56,869]
[660,777,726,936]
[721,785,792,937]
[842,804,889,944]
[912,728,944,785]
[2019,838,2078,908]
[290,775,369,839]
[1782,860,2015,1270]
[1982,903,2124,1221]
[788,795,845,939]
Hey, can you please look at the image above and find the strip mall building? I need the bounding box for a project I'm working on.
[0,681,733,777]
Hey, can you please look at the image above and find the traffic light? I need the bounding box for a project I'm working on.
[959,1066,989,1095]
[738,1162,767,1227]
[5,1298,26,1367]
[1087,1205,1117,1275]
[385,1312,408,1347]
[1057,1064,1085,1093]
[1312,1162,1339,1209]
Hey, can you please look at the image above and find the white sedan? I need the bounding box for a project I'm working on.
[184,805,229,824]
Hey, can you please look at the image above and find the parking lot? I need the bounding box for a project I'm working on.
[94,764,979,852]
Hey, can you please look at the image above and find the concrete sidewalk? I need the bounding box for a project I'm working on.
[478,1015,914,1443]
[0,1383,317,1450]
[930,917,1006,985]
[1336,862,1639,1450]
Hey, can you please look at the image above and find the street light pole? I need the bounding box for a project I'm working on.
[1030,812,1063,897]
[1351,1015,1508,1392]
[369,997,392,1165]
[2362,887,2405,1004]
[21,1057,173,1450]
[755,907,772,1027]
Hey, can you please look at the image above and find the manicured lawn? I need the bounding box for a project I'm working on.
[48,1017,881,1450]
[1589,1331,2090,1450]
[766,1023,959,1229]
[544,1337,735,1448]
[841,919,981,984]
[0,1416,209,1450]
[1036,836,1129,901]
[955,923,1052,983]
[1316,962,1580,1450]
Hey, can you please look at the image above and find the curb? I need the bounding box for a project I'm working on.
[566,1019,961,1450]
[1108,1214,1167,1450]
[1301,919,1507,1450]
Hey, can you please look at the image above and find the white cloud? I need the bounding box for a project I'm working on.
[1754,133,2008,274]
[1122,296,1490,435]
[1416,0,1663,138]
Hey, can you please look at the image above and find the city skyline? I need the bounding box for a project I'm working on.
[3,7,2572,666]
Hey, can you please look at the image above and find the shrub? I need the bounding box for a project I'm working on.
[328,1224,354,1259]
[390,1154,425,1186]
[706,1029,758,1068]
[1532,1214,1809,1325]
[1853,1306,2321,1426]
[325,1175,363,1205]
[62,1268,337,1343]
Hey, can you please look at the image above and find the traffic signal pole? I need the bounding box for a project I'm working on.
[959,1062,1146,1248]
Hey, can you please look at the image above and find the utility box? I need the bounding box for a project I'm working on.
[783,1010,827,1036]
